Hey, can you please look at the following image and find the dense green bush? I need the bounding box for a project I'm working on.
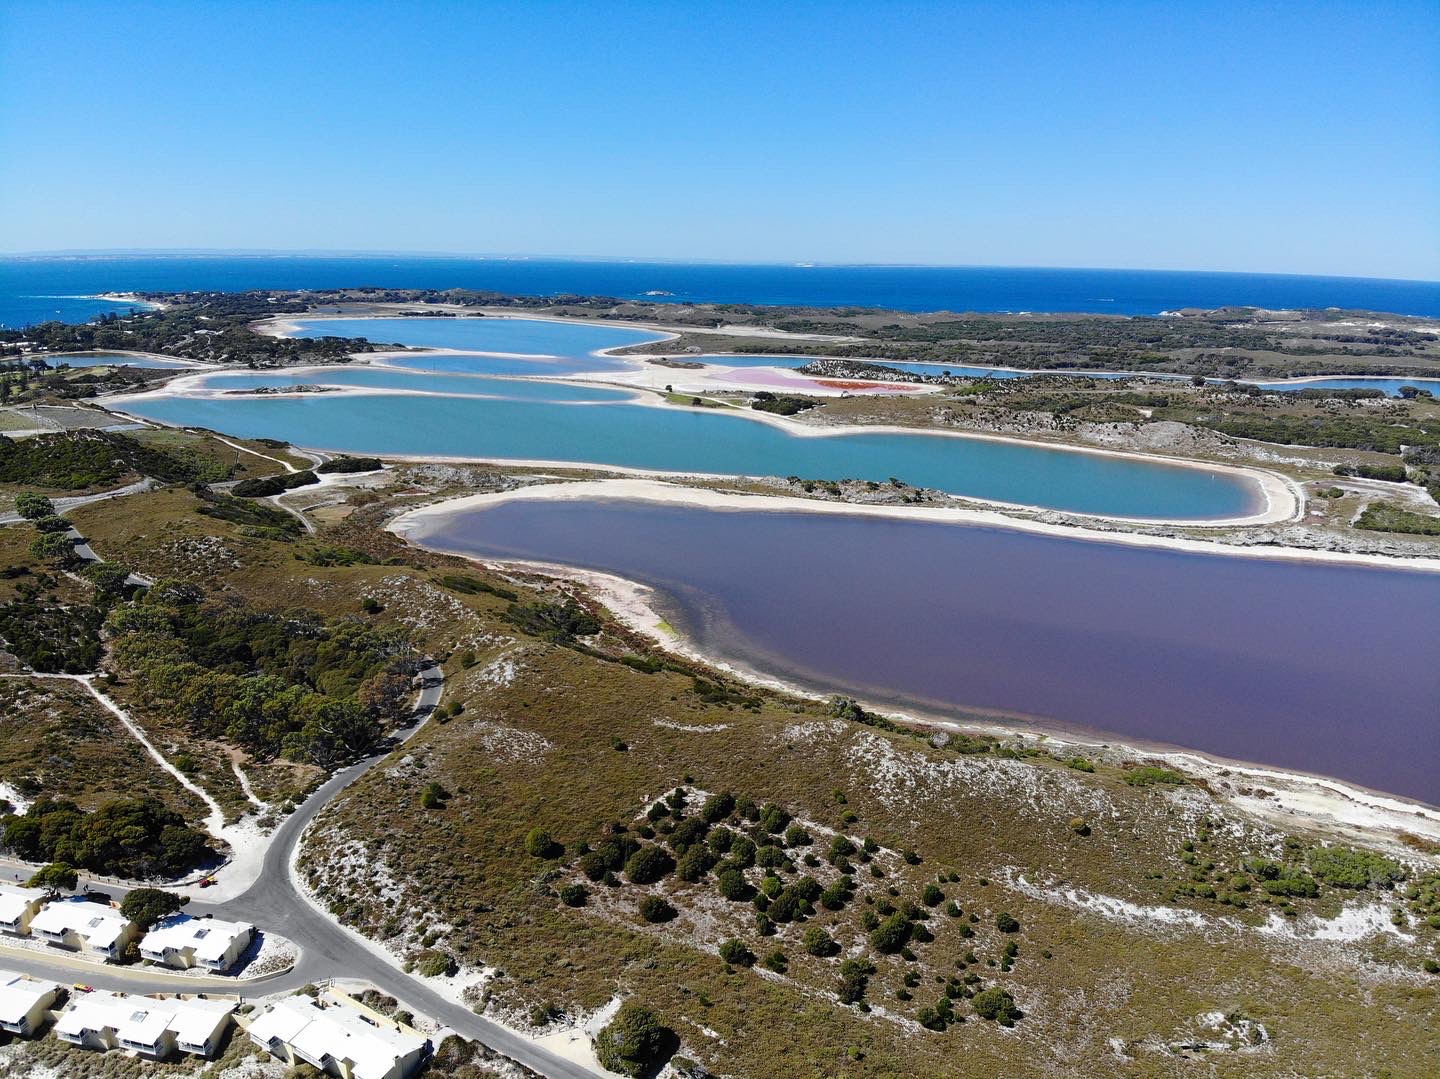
[972,987,1020,1025]
[1307,846,1404,890]
[624,846,674,884]
[639,896,676,923]
[718,938,755,967]
[525,828,562,859]
[870,912,912,953]
[594,1002,669,1078]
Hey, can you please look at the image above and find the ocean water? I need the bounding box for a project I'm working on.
[2,255,1437,327]
[418,498,1440,804]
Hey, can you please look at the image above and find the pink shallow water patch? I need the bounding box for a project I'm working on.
[710,369,924,395]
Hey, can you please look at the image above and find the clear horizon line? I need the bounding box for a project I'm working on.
[1,248,1436,286]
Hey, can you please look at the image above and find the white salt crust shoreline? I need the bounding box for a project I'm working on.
[387,484,1440,848]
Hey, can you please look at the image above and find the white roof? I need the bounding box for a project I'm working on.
[118,997,234,1049]
[0,885,37,925]
[168,997,235,1047]
[30,898,131,950]
[54,990,131,1038]
[140,914,254,964]
[0,970,58,1024]
[250,996,424,1079]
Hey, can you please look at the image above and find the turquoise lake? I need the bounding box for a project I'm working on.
[118,317,1270,519]
[123,314,1272,520]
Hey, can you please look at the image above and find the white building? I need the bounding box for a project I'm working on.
[117,997,236,1059]
[0,884,45,936]
[0,970,60,1037]
[54,990,130,1051]
[29,898,137,960]
[139,913,255,972]
[247,994,429,1079]
[56,990,234,1060]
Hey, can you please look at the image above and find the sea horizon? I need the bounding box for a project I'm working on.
[3,253,1439,328]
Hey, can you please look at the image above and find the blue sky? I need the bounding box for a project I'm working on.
[1,0,1436,279]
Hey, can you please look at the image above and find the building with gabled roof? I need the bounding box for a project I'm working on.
[56,990,235,1060]
[0,884,45,937]
[139,913,255,972]
[0,970,60,1036]
[247,993,429,1079]
[29,897,137,960]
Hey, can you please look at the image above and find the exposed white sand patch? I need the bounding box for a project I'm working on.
[478,656,518,687]
[1008,872,1209,929]
[1008,869,1414,946]
[0,782,32,815]
[652,719,731,733]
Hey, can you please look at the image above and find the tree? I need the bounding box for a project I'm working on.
[716,868,751,901]
[26,862,77,896]
[31,514,73,534]
[15,493,54,520]
[638,895,676,923]
[675,844,714,883]
[972,987,1021,1025]
[594,1002,669,1078]
[624,846,673,884]
[869,912,912,953]
[84,561,132,599]
[29,530,77,567]
[837,958,875,1005]
[922,883,944,906]
[802,925,837,957]
[995,911,1020,933]
[120,887,188,928]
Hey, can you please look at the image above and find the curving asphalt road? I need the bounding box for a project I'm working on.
[0,665,596,1079]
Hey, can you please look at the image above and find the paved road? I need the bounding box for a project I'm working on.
[0,665,595,1079]
[0,478,156,525]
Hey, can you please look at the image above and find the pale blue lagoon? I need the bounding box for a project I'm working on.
[124,383,1260,519]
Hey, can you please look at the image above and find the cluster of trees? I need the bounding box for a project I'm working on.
[2,798,211,878]
[0,296,392,368]
[552,786,1028,1024]
[750,391,819,416]
[0,493,135,673]
[317,455,384,474]
[0,430,226,490]
[503,598,601,644]
[231,470,317,498]
[107,583,415,767]
[192,485,302,537]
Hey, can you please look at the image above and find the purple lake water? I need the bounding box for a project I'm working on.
[417,497,1440,805]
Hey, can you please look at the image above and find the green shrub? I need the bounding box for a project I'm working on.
[524,828,562,859]
[1307,846,1405,890]
[639,895,676,923]
[870,912,912,953]
[802,926,837,957]
[594,1002,669,1078]
[719,938,755,967]
[995,911,1020,933]
[972,987,1020,1025]
[559,884,588,907]
[1124,766,1186,787]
